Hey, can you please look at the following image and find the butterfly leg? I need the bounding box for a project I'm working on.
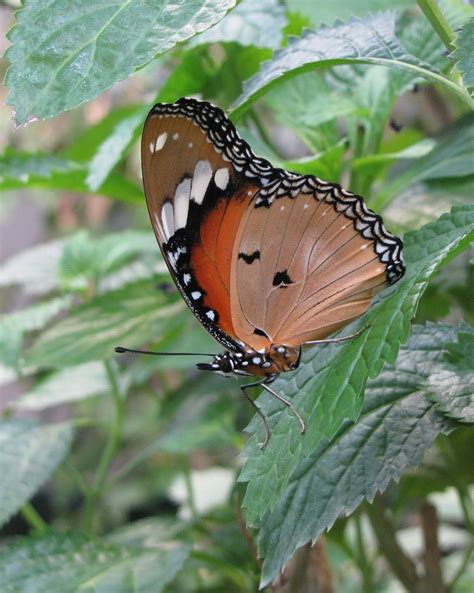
[240,380,270,449]
[260,379,306,435]
[303,324,369,347]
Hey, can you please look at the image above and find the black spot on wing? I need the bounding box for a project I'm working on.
[238,250,260,264]
[253,327,269,338]
[273,269,293,287]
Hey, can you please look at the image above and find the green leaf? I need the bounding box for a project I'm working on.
[0,532,190,593]
[24,280,184,368]
[375,114,474,209]
[452,17,474,88]
[255,324,457,587]
[352,138,436,174]
[58,230,156,290]
[231,11,473,118]
[426,327,474,423]
[0,420,73,528]
[86,106,148,191]
[0,296,73,368]
[191,0,286,49]
[11,362,109,411]
[66,104,145,163]
[264,72,358,152]
[240,206,474,525]
[0,239,64,295]
[0,149,143,203]
[286,0,412,28]
[5,0,237,125]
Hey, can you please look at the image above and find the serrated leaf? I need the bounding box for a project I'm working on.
[231,11,472,117]
[0,420,73,528]
[256,324,458,586]
[86,106,148,191]
[0,149,143,203]
[240,206,474,525]
[0,532,190,593]
[24,280,185,368]
[452,17,474,88]
[191,0,286,49]
[426,326,474,423]
[5,0,236,125]
[11,362,108,411]
[0,296,73,369]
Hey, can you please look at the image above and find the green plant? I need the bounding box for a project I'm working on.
[1,1,472,591]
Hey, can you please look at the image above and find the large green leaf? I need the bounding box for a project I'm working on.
[0,532,189,593]
[0,420,73,528]
[0,149,142,203]
[255,324,458,586]
[374,114,474,209]
[452,17,474,88]
[24,280,184,368]
[5,0,236,125]
[11,362,109,411]
[0,296,73,368]
[231,11,473,118]
[239,206,474,525]
[191,0,286,49]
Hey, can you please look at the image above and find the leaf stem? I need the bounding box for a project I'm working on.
[21,502,48,533]
[84,359,125,532]
[416,0,456,54]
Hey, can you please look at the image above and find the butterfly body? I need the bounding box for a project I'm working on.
[141,97,405,438]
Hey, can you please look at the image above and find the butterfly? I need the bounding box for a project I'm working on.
[118,97,405,447]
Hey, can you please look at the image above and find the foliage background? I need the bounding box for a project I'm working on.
[0,0,473,592]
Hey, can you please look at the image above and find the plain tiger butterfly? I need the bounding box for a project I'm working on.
[117,97,405,447]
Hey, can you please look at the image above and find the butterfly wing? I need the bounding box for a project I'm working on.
[231,179,404,350]
[142,98,405,355]
[141,98,271,351]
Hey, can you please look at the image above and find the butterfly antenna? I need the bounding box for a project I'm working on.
[115,346,215,356]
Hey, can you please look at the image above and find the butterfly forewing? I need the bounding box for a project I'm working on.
[141,100,264,350]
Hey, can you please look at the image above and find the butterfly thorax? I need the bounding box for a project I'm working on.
[196,345,301,378]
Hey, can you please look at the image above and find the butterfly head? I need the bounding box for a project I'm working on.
[196,345,301,378]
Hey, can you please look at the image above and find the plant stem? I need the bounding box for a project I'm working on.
[366,497,419,593]
[416,0,456,53]
[182,457,198,521]
[355,513,375,593]
[21,503,48,533]
[84,360,125,532]
[247,109,281,158]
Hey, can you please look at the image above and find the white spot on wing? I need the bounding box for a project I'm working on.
[174,178,191,230]
[161,202,174,239]
[206,310,215,321]
[172,132,179,140]
[191,160,213,205]
[155,132,167,151]
[214,168,229,190]
[183,273,191,285]
[149,142,154,153]
[188,142,193,148]
[191,291,201,300]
